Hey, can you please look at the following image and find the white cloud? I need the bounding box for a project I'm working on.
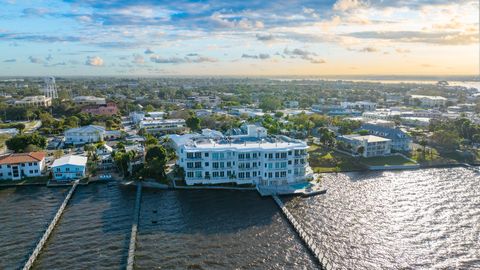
[85,56,104,66]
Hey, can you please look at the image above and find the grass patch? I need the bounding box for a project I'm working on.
[0,175,49,186]
[309,143,365,173]
[360,155,417,166]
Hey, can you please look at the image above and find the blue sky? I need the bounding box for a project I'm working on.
[0,0,478,76]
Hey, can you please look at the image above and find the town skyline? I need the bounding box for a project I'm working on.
[0,0,478,76]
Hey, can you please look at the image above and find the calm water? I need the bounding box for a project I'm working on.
[285,168,480,269]
[0,186,68,270]
[135,189,317,269]
[1,168,479,270]
[33,183,135,270]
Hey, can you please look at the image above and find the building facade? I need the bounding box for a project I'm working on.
[65,125,106,145]
[409,95,447,107]
[52,155,87,181]
[81,102,118,116]
[14,95,52,107]
[359,123,412,151]
[338,134,391,157]
[73,96,106,105]
[139,119,186,134]
[171,125,312,186]
[0,152,46,180]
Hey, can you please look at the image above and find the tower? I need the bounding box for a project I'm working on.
[43,76,58,99]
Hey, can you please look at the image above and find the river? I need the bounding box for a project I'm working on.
[285,168,480,269]
[0,167,479,269]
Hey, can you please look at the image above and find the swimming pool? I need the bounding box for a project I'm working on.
[290,182,312,190]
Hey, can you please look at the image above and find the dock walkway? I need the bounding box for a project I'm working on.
[126,183,142,270]
[272,195,333,270]
[22,180,79,270]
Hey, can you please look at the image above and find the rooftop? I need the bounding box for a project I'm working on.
[0,152,46,164]
[52,155,88,167]
[342,134,391,143]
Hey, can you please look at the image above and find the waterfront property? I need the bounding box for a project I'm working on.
[170,125,312,186]
[358,123,412,152]
[0,152,46,180]
[51,155,87,181]
[337,134,391,158]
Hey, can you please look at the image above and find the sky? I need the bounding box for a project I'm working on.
[0,0,478,76]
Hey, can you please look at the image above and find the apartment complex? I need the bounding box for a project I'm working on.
[81,102,118,116]
[359,123,412,151]
[338,134,391,158]
[64,125,121,145]
[73,96,106,105]
[171,125,312,186]
[0,152,46,180]
[409,95,447,107]
[14,95,52,107]
[139,119,186,134]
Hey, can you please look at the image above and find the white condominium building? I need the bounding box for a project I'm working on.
[171,125,312,186]
[139,119,186,134]
[73,96,106,105]
[14,95,52,107]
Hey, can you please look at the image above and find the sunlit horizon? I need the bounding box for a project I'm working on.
[0,0,478,76]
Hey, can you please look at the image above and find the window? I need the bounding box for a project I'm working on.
[213,171,219,178]
[253,171,257,177]
[238,153,245,159]
[227,161,231,167]
[187,152,194,159]
[187,172,194,178]
[66,168,70,172]
[187,162,193,168]
[245,172,250,178]
[268,153,273,159]
[195,171,202,178]
[205,162,209,167]
[219,171,225,177]
[194,162,202,168]
[239,172,245,178]
[29,170,33,174]
[275,153,280,159]
[195,152,201,158]
[205,152,209,157]
[213,162,219,169]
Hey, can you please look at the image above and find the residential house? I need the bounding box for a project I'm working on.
[338,135,391,157]
[51,155,88,181]
[359,123,412,151]
[0,152,46,180]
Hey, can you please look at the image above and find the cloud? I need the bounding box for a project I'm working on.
[0,33,81,43]
[144,48,154,54]
[28,56,45,64]
[3,59,16,63]
[333,0,364,12]
[85,56,104,66]
[256,33,275,42]
[241,53,270,59]
[346,30,479,45]
[359,46,378,53]
[150,54,217,64]
[283,48,326,64]
[22,8,50,17]
[132,54,145,64]
[395,48,411,54]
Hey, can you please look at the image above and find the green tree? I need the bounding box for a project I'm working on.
[259,96,281,112]
[6,133,47,152]
[357,146,365,156]
[143,145,168,179]
[186,116,201,131]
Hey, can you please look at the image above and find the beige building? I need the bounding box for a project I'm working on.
[14,95,52,107]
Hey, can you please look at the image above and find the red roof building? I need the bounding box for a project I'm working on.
[81,102,118,116]
[0,152,46,180]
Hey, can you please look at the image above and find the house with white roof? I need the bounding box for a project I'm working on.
[65,125,106,145]
[409,95,447,108]
[52,155,88,180]
[337,134,391,158]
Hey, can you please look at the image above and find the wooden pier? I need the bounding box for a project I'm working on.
[126,183,142,270]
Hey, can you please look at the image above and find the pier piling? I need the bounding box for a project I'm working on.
[272,195,332,270]
[126,183,142,270]
[22,180,79,270]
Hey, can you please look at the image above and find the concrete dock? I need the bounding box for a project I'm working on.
[126,183,142,270]
[272,195,333,270]
[22,180,79,270]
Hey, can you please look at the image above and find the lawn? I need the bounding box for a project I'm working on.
[308,143,365,173]
[360,155,417,166]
